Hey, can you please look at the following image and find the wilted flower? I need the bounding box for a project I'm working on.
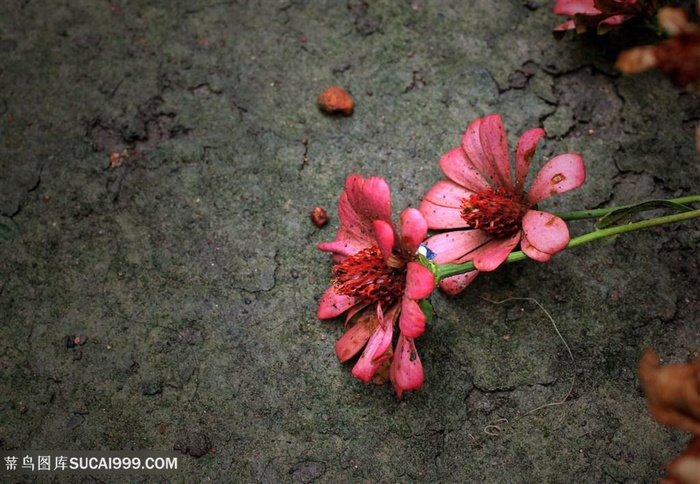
[552,0,659,38]
[617,7,700,92]
[663,436,700,484]
[638,349,700,435]
[420,114,585,294]
[317,175,435,397]
[639,349,700,484]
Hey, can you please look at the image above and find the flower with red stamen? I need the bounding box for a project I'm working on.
[552,0,659,38]
[419,114,586,294]
[318,175,435,397]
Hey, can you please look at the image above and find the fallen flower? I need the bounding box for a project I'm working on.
[639,349,700,435]
[662,436,700,484]
[616,7,700,93]
[317,175,435,397]
[419,114,585,294]
[552,0,659,38]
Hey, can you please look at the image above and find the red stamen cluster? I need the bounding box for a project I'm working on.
[332,246,406,307]
[460,187,527,238]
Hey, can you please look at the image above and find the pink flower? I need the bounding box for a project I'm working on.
[419,114,585,294]
[552,0,659,38]
[318,175,435,398]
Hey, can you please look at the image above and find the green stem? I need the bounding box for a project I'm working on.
[435,208,700,282]
[554,195,700,221]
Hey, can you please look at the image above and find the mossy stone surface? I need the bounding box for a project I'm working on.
[1,1,698,482]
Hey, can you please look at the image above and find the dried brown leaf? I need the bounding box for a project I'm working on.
[639,349,700,435]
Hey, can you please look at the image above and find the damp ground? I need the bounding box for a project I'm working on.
[1,1,699,482]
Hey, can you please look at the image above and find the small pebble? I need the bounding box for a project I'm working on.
[66,334,87,348]
[317,86,354,115]
[310,207,329,227]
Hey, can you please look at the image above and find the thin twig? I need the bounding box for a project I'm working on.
[483,418,509,436]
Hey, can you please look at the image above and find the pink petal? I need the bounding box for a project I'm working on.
[480,114,513,188]
[438,271,480,295]
[521,210,570,257]
[336,191,377,248]
[336,175,392,246]
[399,297,426,338]
[424,230,492,265]
[346,175,392,224]
[383,302,401,325]
[423,179,475,208]
[438,147,491,193]
[317,238,366,259]
[527,153,586,205]
[553,19,577,33]
[520,237,553,262]
[598,15,633,34]
[373,219,395,262]
[399,208,428,253]
[472,232,521,272]
[553,0,600,16]
[318,286,358,319]
[344,302,371,325]
[419,180,475,230]
[352,306,394,382]
[335,315,373,362]
[419,199,468,230]
[390,334,424,399]
[514,128,545,196]
[462,115,510,189]
[405,262,435,300]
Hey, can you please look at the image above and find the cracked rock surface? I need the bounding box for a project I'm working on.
[1,1,698,482]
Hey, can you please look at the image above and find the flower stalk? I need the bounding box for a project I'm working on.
[434,205,700,282]
[554,195,700,221]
